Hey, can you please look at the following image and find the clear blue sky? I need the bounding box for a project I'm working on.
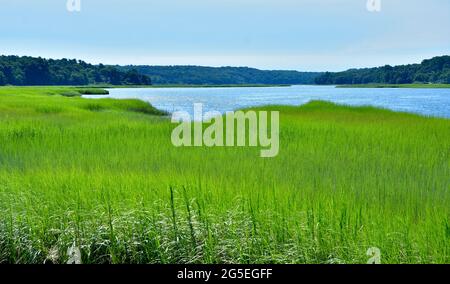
[0,0,449,71]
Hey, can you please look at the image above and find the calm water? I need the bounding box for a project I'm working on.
[84,85,450,119]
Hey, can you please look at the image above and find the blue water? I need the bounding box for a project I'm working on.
[83,85,450,119]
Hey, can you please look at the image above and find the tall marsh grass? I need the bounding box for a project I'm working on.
[0,87,448,264]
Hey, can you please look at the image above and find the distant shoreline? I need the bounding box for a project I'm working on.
[108,84,292,88]
[4,83,450,90]
[336,83,450,89]
[0,84,292,89]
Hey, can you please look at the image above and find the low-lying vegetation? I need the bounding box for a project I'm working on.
[0,86,110,97]
[0,87,448,264]
[76,88,110,95]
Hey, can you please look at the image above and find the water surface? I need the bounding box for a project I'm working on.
[84,85,450,119]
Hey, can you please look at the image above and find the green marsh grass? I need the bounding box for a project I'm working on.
[76,88,110,95]
[0,87,448,264]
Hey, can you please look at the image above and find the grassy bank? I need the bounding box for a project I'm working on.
[336,83,450,89]
[0,87,448,264]
[0,86,110,97]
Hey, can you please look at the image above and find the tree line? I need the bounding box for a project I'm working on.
[0,55,151,86]
[118,65,321,85]
[315,55,450,85]
[3,54,448,87]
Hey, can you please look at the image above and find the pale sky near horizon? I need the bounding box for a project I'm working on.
[0,0,449,71]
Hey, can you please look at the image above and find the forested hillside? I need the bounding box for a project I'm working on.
[315,55,450,85]
[0,55,151,86]
[118,65,321,85]
[4,54,449,87]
